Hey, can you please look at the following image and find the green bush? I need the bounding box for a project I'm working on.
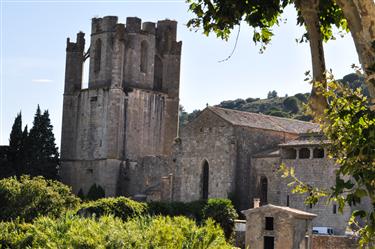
[77,196,147,220]
[283,96,300,114]
[0,215,232,249]
[202,198,238,240]
[147,200,206,222]
[0,175,80,222]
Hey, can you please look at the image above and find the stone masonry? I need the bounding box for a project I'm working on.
[60,16,181,197]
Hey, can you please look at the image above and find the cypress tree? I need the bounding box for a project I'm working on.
[28,106,59,179]
[8,112,23,175]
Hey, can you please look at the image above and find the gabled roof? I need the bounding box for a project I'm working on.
[208,107,320,134]
[242,204,317,219]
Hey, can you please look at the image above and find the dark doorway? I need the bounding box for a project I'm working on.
[202,161,209,200]
[260,176,268,205]
[264,236,274,249]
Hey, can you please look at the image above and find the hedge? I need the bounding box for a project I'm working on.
[77,196,147,220]
[0,215,233,249]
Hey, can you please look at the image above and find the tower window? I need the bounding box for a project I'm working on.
[154,55,163,90]
[286,195,290,207]
[260,176,268,205]
[140,41,148,73]
[333,204,337,214]
[94,39,102,73]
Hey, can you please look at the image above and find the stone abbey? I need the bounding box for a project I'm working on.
[60,16,360,235]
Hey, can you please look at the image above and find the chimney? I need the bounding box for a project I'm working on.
[253,198,260,208]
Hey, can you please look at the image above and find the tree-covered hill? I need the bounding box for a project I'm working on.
[179,73,366,126]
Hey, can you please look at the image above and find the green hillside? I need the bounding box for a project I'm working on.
[179,73,366,126]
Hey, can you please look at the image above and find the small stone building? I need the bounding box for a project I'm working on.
[242,204,316,249]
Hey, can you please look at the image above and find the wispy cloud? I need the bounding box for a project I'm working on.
[32,79,53,83]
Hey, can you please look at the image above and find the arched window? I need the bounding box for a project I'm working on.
[154,55,163,90]
[140,41,148,73]
[299,148,310,159]
[283,148,297,159]
[202,160,209,200]
[94,39,102,73]
[313,148,324,158]
[260,176,268,205]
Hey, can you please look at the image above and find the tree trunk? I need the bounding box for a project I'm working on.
[335,0,375,107]
[297,0,328,117]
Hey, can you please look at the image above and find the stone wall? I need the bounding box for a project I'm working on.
[120,155,172,198]
[234,126,297,209]
[311,235,358,249]
[252,151,352,235]
[252,156,283,205]
[59,159,122,196]
[281,157,351,235]
[173,110,237,201]
[125,89,168,160]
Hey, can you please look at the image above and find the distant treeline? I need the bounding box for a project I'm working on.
[179,73,367,126]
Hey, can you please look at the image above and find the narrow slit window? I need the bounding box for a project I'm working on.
[94,39,102,73]
[140,41,148,73]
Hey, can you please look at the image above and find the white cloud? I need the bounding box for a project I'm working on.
[31,79,53,83]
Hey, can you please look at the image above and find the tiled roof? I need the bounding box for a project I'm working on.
[242,204,317,219]
[208,107,320,134]
[279,133,330,147]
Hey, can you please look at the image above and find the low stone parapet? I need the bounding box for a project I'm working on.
[311,235,358,249]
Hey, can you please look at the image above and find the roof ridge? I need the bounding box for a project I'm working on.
[210,106,318,125]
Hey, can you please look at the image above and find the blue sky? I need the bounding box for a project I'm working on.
[0,0,359,146]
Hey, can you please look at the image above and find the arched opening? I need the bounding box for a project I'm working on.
[260,176,268,205]
[313,148,324,158]
[154,55,163,90]
[94,39,102,73]
[140,41,148,73]
[202,160,209,200]
[283,148,297,159]
[299,148,310,159]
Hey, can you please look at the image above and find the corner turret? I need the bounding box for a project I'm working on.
[64,32,85,93]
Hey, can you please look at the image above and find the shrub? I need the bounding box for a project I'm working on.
[147,200,206,222]
[294,93,309,103]
[86,183,105,201]
[0,215,232,248]
[0,175,80,222]
[202,198,238,240]
[77,196,147,220]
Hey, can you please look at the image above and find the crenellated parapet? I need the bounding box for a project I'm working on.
[61,16,182,197]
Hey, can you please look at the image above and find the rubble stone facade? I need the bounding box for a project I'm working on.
[60,16,181,197]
